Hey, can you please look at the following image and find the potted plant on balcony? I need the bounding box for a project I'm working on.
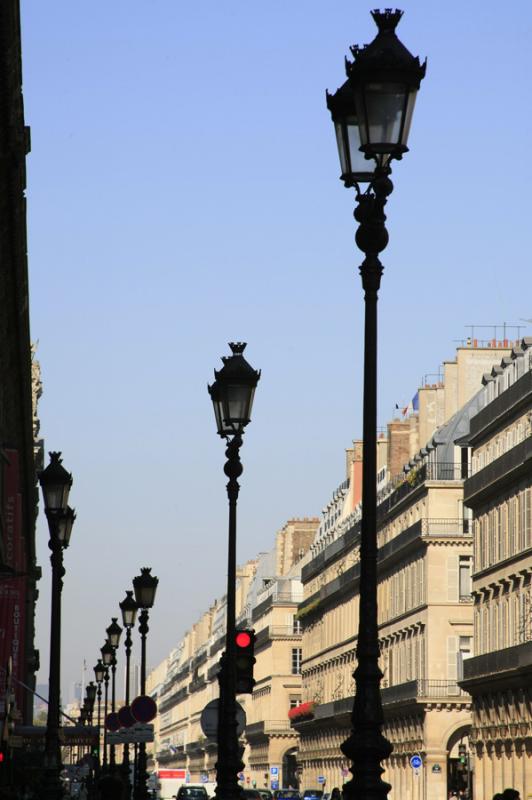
[288,701,316,723]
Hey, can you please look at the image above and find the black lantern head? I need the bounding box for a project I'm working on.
[106,617,123,649]
[133,567,159,609]
[347,9,426,160]
[208,343,261,437]
[100,640,114,667]
[326,80,377,187]
[120,590,138,628]
[86,681,97,706]
[56,506,76,548]
[39,452,73,513]
[94,659,105,684]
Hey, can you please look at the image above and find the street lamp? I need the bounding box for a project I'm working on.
[94,659,105,771]
[39,451,75,800]
[120,589,138,796]
[101,641,114,769]
[208,342,260,800]
[106,618,123,768]
[133,567,158,800]
[326,10,425,800]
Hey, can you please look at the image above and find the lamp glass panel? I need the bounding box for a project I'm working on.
[57,513,73,547]
[334,122,348,176]
[363,83,408,151]
[43,484,70,513]
[212,397,227,436]
[400,89,418,148]
[223,384,255,431]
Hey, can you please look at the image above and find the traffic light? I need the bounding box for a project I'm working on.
[458,743,467,766]
[235,629,255,694]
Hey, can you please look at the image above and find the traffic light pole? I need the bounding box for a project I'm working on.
[215,435,244,800]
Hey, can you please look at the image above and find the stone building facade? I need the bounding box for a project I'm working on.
[461,338,532,799]
[293,343,513,800]
[147,519,319,793]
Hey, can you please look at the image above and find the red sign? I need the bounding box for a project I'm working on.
[158,770,186,780]
[131,694,157,723]
[0,451,26,712]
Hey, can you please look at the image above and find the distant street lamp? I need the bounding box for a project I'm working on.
[120,589,139,797]
[106,618,123,769]
[208,342,260,800]
[326,10,425,800]
[94,659,105,771]
[133,567,158,800]
[39,451,75,800]
[101,641,114,769]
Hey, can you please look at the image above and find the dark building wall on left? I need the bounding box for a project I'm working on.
[0,0,40,726]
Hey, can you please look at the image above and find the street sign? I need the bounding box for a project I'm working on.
[318,776,326,784]
[200,699,246,739]
[107,722,154,744]
[410,755,423,770]
[270,767,278,776]
[131,695,157,723]
[271,782,279,791]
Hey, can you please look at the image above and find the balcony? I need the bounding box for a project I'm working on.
[189,675,207,694]
[461,641,532,688]
[464,437,532,506]
[158,686,188,713]
[468,370,532,444]
[255,625,303,649]
[381,680,470,706]
[246,720,293,737]
[252,590,303,623]
[378,463,464,521]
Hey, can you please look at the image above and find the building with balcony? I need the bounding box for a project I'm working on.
[460,337,532,800]
[147,518,319,790]
[293,342,513,800]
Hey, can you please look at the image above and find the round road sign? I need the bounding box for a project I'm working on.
[410,755,423,770]
[200,699,246,739]
[131,695,157,723]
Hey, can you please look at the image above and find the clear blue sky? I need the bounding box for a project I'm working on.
[21,0,532,697]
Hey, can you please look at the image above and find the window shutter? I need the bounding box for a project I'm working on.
[447,636,458,680]
[447,554,459,601]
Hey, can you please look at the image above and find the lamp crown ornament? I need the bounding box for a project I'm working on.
[347,8,426,88]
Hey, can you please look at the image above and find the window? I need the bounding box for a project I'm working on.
[289,697,302,709]
[457,636,472,680]
[291,648,302,675]
[459,556,472,599]
[292,617,302,634]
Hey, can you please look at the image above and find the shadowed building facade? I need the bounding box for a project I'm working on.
[0,0,41,733]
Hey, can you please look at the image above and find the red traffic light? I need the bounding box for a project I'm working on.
[236,631,251,648]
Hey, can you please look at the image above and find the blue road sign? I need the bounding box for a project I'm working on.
[410,755,422,770]
[270,767,278,776]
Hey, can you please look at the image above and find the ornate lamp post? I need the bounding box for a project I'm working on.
[101,641,114,770]
[120,589,139,797]
[326,10,425,799]
[208,342,260,800]
[133,567,158,800]
[106,618,123,769]
[94,659,105,771]
[39,451,75,800]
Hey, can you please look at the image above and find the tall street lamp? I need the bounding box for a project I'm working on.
[106,618,123,769]
[326,10,425,800]
[208,342,260,800]
[39,451,75,800]
[133,567,158,800]
[101,641,114,770]
[120,589,139,797]
[94,659,105,772]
